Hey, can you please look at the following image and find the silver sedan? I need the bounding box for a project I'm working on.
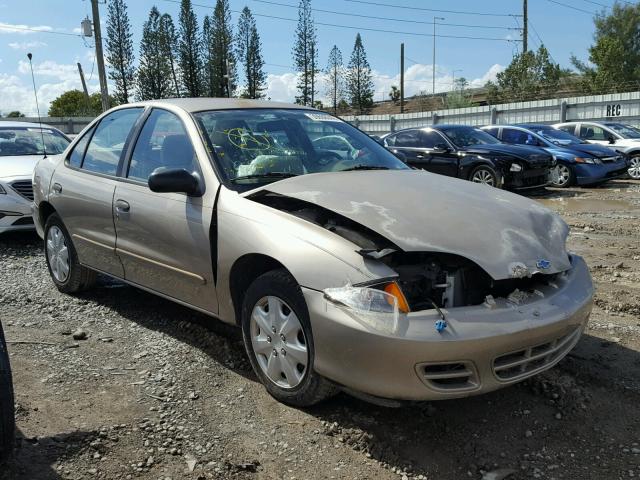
[32,99,593,406]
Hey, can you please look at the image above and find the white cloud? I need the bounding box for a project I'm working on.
[17,60,79,83]
[8,40,47,50]
[264,63,505,105]
[0,22,52,35]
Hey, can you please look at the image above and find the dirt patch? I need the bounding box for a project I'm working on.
[1,179,639,479]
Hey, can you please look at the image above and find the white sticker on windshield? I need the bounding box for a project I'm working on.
[304,112,341,122]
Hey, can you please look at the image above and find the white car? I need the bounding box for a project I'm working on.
[0,121,70,234]
[554,121,640,179]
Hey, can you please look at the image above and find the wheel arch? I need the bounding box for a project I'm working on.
[38,201,57,227]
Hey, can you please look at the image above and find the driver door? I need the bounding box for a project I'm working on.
[113,108,218,313]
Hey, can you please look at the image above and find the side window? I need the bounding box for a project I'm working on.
[82,108,143,176]
[68,124,96,167]
[384,134,396,147]
[483,127,499,139]
[128,109,196,182]
[557,124,576,136]
[421,131,445,148]
[394,130,421,147]
[502,128,530,145]
[580,125,607,141]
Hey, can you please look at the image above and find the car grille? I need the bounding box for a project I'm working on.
[492,327,581,382]
[601,156,621,163]
[10,180,34,201]
[416,361,479,392]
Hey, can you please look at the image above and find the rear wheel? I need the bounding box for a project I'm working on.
[552,163,575,188]
[44,214,96,293]
[0,321,14,462]
[628,155,640,180]
[241,269,337,407]
[470,165,499,187]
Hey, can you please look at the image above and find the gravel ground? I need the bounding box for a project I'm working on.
[0,179,639,480]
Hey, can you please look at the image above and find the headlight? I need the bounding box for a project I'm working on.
[509,163,522,172]
[324,281,409,314]
[574,156,601,164]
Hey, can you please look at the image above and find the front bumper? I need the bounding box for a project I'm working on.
[575,160,629,185]
[504,167,552,190]
[0,178,35,234]
[305,254,593,401]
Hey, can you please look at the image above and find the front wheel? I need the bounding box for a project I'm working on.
[552,163,575,188]
[0,321,14,462]
[470,165,499,187]
[241,269,337,407]
[628,155,640,180]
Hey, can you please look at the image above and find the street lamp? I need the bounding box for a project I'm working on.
[432,16,445,95]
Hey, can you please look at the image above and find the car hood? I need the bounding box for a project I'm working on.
[548,143,618,158]
[257,169,571,280]
[461,144,552,165]
[0,154,43,179]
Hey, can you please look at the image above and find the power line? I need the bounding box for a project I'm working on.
[159,0,515,41]
[0,24,82,37]
[252,0,520,30]
[545,0,597,15]
[342,0,522,17]
[580,0,610,7]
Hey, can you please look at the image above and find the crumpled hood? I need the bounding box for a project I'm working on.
[549,143,619,159]
[462,143,552,165]
[0,154,43,179]
[258,169,571,280]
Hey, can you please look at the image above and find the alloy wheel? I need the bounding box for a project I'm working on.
[471,168,495,186]
[629,157,640,180]
[553,165,571,187]
[250,296,308,389]
[46,226,70,282]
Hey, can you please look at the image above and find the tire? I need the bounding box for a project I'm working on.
[552,163,575,188]
[241,269,338,407]
[0,321,15,462]
[44,213,96,294]
[469,165,500,187]
[628,155,640,180]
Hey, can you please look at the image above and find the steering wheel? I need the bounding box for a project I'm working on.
[312,150,343,171]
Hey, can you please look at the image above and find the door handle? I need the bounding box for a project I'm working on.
[52,183,62,194]
[115,199,130,212]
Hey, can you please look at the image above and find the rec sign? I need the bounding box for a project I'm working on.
[605,104,622,117]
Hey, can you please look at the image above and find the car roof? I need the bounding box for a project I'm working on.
[124,97,315,113]
[514,124,552,129]
[0,120,62,129]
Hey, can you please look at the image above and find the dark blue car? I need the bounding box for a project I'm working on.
[482,124,629,187]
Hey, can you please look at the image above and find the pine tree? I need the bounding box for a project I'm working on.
[202,15,216,96]
[292,0,318,106]
[178,0,202,97]
[105,0,135,104]
[137,7,173,100]
[325,45,344,114]
[211,0,236,97]
[159,14,181,97]
[237,7,266,99]
[346,33,374,114]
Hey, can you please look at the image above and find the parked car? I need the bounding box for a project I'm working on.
[0,320,14,461]
[381,125,554,190]
[0,121,70,234]
[554,121,640,179]
[482,124,629,188]
[33,99,593,407]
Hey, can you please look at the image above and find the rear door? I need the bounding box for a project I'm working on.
[50,108,144,277]
[113,108,218,313]
[384,130,429,167]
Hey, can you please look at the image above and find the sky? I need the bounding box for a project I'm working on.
[0,0,613,116]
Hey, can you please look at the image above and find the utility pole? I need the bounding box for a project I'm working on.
[432,16,445,95]
[523,0,528,52]
[90,0,109,112]
[400,43,404,113]
[77,63,89,98]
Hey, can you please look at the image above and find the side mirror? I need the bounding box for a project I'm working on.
[607,136,616,144]
[433,143,451,153]
[148,168,202,196]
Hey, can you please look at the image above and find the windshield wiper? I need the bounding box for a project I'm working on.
[231,172,299,182]
[340,165,390,172]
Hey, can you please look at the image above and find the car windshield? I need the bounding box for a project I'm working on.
[439,126,501,147]
[604,123,640,139]
[192,109,408,189]
[531,126,582,145]
[0,126,69,157]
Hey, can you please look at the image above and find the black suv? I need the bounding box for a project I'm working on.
[382,125,554,190]
[0,321,13,461]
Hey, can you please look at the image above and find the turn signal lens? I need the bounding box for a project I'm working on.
[383,282,410,313]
